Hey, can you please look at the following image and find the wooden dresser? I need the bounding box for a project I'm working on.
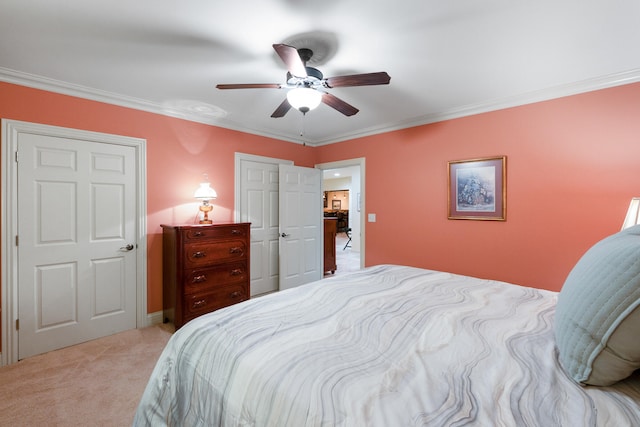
[324,218,337,274]
[161,222,250,329]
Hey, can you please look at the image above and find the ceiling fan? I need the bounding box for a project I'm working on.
[216,44,391,117]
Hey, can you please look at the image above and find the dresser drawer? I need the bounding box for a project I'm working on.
[184,262,248,295]
[184,240,247,268]
[183,284,248,320]
[183,225,248,242]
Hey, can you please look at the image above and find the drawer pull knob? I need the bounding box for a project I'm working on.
[231,229,241,235]
[193,231,204,237]
[229,247,243,255]
[192,275,207,283]
[192,299,207,308]
[230,291,241,299]
[230,269,242,276]
[192,251,206,258]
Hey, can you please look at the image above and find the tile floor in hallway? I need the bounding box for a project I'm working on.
[325,232,361,278]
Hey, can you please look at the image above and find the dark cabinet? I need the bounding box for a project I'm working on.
[324,218,337,274]
[162,223,250,329]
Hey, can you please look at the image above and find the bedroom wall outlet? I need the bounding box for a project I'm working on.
[368,213,377,222]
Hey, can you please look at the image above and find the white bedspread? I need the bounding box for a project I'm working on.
[134,265,640,426]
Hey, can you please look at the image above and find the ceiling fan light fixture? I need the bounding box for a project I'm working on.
[287,88,322,113]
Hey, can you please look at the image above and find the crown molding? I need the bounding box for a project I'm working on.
[309,68,640,146]
[0,67,165,116]
[2,66,639,147]
[0,67,309,144]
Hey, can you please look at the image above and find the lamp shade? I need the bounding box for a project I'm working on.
[621,197,640,230]
[286,88,322,113]
[194,182,217,200]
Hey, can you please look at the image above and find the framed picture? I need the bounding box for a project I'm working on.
[332,199,341,210]
[448,156,506,221]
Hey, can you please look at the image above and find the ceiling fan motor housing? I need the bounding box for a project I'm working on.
[304,67,323,80]
[289,47,323,83]
[286,67,323,87]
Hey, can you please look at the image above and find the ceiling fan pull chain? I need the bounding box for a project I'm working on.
[299,112,307,146]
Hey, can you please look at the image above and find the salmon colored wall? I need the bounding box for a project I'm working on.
[316,82,640,291]
[1,80,639,343]
[0,82,316,320]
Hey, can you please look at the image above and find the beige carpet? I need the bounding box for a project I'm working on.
[0,324,173,427]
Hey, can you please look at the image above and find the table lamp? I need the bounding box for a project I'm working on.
[194,179,217,224]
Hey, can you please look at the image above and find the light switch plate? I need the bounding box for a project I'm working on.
[368,213,376,222]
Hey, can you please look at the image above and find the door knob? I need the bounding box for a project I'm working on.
[119,244,134,251]
[280,233,289,238]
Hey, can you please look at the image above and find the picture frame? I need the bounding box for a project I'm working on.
[332,199,341,210]
[448,156,506,221]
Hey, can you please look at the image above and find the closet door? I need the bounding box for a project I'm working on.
[17,131,137,360]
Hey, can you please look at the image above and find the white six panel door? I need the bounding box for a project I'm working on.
[239,159,281,296]
[17,133,137,359]
[278,164,322,291]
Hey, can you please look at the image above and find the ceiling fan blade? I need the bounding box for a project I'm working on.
[273,44,307,78]
[271,98,292,118]
[321,93,359,116]
[324,72,391,88]
[216,83,282,89]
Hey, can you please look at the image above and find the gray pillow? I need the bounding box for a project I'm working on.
[555,225,640,386]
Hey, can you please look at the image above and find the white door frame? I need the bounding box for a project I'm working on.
[1,119,148,366]
[315,158,366,269]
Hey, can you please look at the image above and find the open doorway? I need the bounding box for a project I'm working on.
[317,158,364,277]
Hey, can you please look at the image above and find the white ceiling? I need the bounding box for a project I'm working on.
[1,0,639,146]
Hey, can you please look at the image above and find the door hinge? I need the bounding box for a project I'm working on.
[16,319,19,330]
[15,151,18,163]
[15,235,18,246]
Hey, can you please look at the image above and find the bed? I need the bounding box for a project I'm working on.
[135,257,640,425]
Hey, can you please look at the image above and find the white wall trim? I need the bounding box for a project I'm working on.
[4,66,639,147]
[146,311,164,326]
[1,119,147,366]
[307,69,640,146]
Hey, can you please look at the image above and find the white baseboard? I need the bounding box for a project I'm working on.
[146,311,164,327]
